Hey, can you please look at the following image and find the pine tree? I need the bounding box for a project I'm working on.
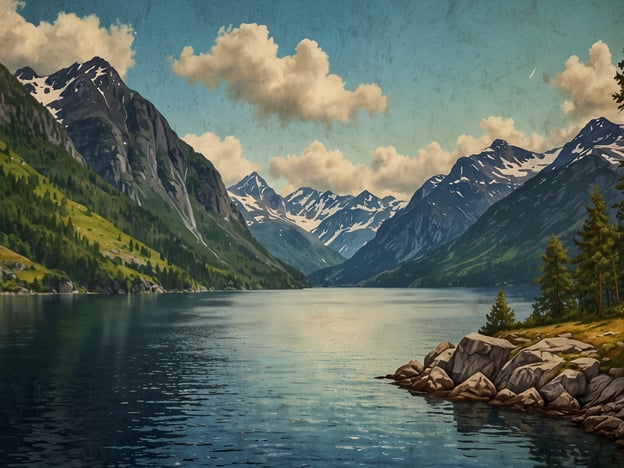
[614,49,624,112]
[479,290,515,336]
[534,235,576,320]
[574,186,617,316]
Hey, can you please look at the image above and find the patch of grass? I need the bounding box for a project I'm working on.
[0,245,52,283]
[498,319,624,372]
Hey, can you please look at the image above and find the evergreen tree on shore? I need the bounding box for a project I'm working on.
[480,290,515,336]
[573,187,617,317]
[533,235,576,320]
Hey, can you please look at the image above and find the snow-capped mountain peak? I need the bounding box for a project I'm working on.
[228,175,406,259]
[549,118,624,170]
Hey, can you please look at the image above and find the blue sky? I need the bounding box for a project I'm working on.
[2,0,624,199]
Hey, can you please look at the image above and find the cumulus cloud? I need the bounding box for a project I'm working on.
[552,40,621,123]
[0,0,135,77]
[182,132,261,186]
[268,116,554,200]
[171,23,388,125]
[269,141,370,195]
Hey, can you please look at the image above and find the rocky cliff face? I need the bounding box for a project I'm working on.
[0,63,84,164]
[16,57,243,240]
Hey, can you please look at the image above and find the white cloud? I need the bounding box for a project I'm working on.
[268,116,559,200]
[552,40,621,123]
[182,132,261,186]
[0,0,135,77]
[267,41,624,200]
[171,23,388,125]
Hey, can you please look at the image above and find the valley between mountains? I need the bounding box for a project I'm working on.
[1,56,623,293]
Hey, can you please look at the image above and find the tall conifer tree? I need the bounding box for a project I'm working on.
[534,235,575,319]
[574,187,616,316]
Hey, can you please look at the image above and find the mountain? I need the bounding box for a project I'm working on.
[2,59,306,290]
[367,118,624,287]
[285,188,406,258]
[229,172,405,261]
[228,173,345,274]
[16,57,241,241]
[311,139,556,285]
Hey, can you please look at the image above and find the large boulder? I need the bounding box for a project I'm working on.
[448,372,497,402]
[505,358,565,395]
[582,374,613,406]
[539,369,587,402]
[392,360,424,380]
[409,366,454,394]
[424,341,455,368]
[586,377,624,407]
[446,333,516,385]
[506,387,545,411]
[489,388,517,407]
[570,357,601,382]
[496,348,560,389]
[546,391,580,412]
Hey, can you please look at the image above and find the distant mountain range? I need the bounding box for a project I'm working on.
[368,118,624,287]
[310,139,558,285]
[228,172,405,272]
[3,55,623,291]
[1,57,307,292]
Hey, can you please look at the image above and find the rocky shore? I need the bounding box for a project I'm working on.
[384,332,624,447]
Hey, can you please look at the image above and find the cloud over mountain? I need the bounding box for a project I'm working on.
[171,23,388,125]
[182,132,261,186]
[268,117,550,200]
[552,40,621,123]
[0,0,135,77]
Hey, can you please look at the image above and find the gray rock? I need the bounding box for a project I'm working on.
[57,280,74,294]
[594,416,624,434]
[539,369,586,402]
[495,348,557,389]
[410,366,454,394]
[570,357,600,382]
[588,377,624,407]
[546,391,580,412]
[609,368,624,378]
[393,360,424,380]
[506,387,545,410]
[429,348,455,373]
[424,341,455,368]
[505,358,565,395]
[489,388,517,407]
[448,372,497,402]
[583,415,611,433]
[525,337,595,354]
[446,333,516,385]
[582,374,613,405]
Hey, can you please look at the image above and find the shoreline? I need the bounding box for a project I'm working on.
[384,331,624,449]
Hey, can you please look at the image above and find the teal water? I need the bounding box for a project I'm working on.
[0,288,622,467]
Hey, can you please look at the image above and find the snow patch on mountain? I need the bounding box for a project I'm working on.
[228,173,406,258]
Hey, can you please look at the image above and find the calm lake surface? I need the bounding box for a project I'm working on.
[1,288,623,467]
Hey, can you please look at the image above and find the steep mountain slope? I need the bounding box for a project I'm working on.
[1,60,306,289]
[368,118,624,287]
[0,143,181,293]
[16,57,240,240]
[228,173,344,273]
[311,140,555,285]
[229,172,405,260]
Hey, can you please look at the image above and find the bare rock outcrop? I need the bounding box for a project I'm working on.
[446,333,515,384]
[386,331,624,448]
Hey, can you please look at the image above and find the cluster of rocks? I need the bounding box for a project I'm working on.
[385,332,624,446]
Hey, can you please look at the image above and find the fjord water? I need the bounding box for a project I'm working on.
[1,289,623,467]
